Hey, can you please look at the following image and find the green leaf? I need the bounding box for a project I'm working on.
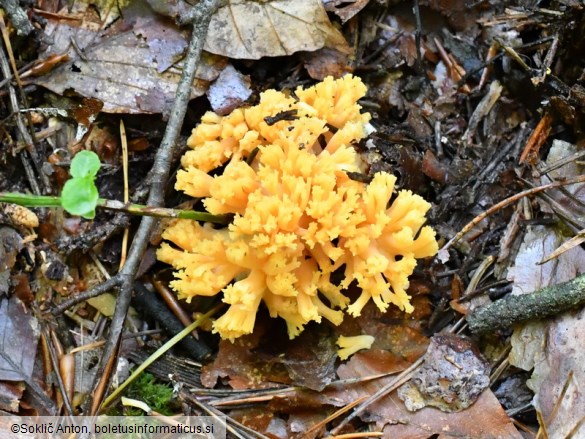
[61,177,99,219]
[70,150,101,178]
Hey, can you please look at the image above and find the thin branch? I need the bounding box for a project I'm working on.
[50,277,120,316]
[83,0,223,415]
[467,273,585,334]
[439,174,585,255]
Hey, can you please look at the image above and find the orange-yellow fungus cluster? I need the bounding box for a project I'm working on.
[157,75,438,340]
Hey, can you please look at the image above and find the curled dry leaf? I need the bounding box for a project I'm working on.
[323,0,371,23]
[205,0,348,59]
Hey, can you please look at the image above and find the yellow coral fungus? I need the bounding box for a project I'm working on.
[157,75,438,341]
[337,335,375,360]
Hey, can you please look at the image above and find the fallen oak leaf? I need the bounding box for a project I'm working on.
[204,0,348,59]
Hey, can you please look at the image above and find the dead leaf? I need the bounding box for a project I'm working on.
[0,227,23,295]
[277,327,337,391]
[333,351,519,438]
[200,319,291,389]
[230,408,287,439]
[397,334,490,412]
[337,297,431,365]
[323,0,371,23]
[380,391,521,439]
[145,0,191,20]
[204,0,348,59]
[206,64,253,116]
[303,47,352,81]
[508,225,585,437]
[507,138,585,436]
[201,321,337,391]
[34,2,224,114]
[506,227,576,296]
[0,296,40,381]
[0,382,24,412]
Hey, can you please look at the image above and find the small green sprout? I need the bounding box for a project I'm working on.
[60,150,101,219]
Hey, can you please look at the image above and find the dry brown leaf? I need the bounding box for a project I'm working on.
[380,391,521,439]
[33,2,224,114]
[332,354,519,438]
[323,0,370,23]
[201,320,338,391]
[303,47,352,81]
[204,0,348,59]
[336,296,431,365]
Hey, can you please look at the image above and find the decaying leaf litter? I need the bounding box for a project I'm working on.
[2,0,585,437]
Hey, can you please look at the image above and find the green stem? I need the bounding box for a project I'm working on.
[0,192,232,225]
[0,192,62,207]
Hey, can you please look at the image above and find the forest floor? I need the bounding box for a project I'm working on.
[1,0,585,438]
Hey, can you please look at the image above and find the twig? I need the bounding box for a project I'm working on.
[132,282,211,360]
[535,34,559,85]
[467,273,585,334]
[78,0,222,415]
[40,327,74,417]
[50,276,119,316]
[118,119,129,269]
[330,357,424,434]
[0,0,34,36]
[412,0,424,75]
[439,174,585,256]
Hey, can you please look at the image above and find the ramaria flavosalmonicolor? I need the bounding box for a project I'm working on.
[157,75,438,341]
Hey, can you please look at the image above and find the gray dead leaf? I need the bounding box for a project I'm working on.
[540,139,585,211]
[0,296,40,381]
[207,64,252,116]
[506,227,579,296]
[33,4,224,114]
[205,0,348,59]
[507,227,585,434]
[398,334,490,412]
